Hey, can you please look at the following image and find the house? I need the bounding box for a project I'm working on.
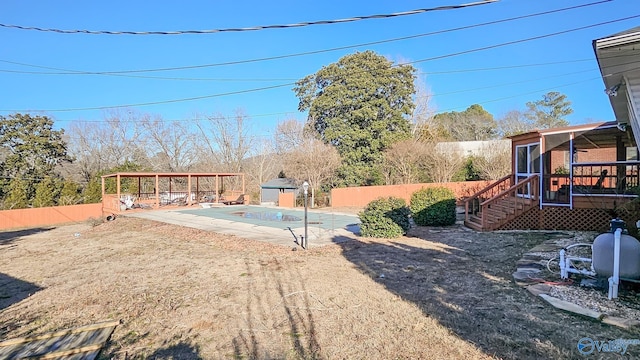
[435,140,510,157]
[594,26,640,142]
[463,27,640,232]
[260,178,299,205]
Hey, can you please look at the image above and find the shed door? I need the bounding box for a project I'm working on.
[515,143,540,198]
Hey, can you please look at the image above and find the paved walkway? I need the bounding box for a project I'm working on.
[125,205,360,248]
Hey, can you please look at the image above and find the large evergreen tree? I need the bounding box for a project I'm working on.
[0,113,70,203]
[33,176,60,207]
[431,104,497,141]
[3,177,29,209]
[525,91,573,129]
[293,51,415,186]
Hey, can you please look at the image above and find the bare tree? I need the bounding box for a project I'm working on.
[474,141,512,180]
[196,109,253,173]
[274,118,306,154]
[411,76,437,140]
[283,137,341,206]
[382,139,430,184]
[425,143,466,183]
[244,137,280,198]
[65,110,143,183]
[139,115,197,172]
[497,109,535,137]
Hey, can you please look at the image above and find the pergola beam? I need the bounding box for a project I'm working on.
[100,172,246,211]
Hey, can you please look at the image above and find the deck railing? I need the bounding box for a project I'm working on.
[571,161,640,196]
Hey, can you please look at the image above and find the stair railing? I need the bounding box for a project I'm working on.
[480,174,540,231]
[464,174,514,223]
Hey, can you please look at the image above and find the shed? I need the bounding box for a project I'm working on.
[260,178,299,204]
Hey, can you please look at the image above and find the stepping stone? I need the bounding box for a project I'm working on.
[602,316,640,329]
[526,283,552,296]
[512,271,541,285]
[516,260,546,269]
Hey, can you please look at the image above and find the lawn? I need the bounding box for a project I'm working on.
[1,216,639,359]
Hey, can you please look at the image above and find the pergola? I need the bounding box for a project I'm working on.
[101,172,245,213]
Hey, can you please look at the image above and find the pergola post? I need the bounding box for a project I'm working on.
[187,175,192,206]
[155,175,159,208]
[116,174,121,211]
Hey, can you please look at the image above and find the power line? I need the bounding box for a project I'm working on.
[0,1,498,35]
[439,77,603,113]
[0,59,596,81]
[0,1,610,75]
[45,68,604,125]
[0,69,299,82]
[2,83,295,112]
[408,15,640,66]
[3,13,635,114]
[432,69,595,97]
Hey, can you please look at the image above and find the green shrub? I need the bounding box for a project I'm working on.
[410,187,457,226]
[359,197,411,238]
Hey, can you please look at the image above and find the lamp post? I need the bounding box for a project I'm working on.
[303,181,309,249]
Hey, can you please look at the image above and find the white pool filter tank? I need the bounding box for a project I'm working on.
[592,219,640,279]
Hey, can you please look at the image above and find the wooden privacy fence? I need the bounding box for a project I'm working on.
[278,192,295,207]
[0,203,103,231]
[330,181,492,208]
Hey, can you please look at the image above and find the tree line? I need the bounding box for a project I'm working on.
[0,50,574,209]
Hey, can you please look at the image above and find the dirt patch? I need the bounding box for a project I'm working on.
[0,218,639,359]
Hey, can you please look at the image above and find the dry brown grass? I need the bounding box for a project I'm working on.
[1,218,639,359]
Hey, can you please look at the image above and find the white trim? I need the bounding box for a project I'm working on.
[541,203,572,207]
[573,160,640,166]
[572,193,638,198]
[538,124,618,136]
[539,138,543,209]
[569,134,574,209]
[595,31,640,50]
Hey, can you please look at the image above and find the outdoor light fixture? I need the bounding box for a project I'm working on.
[303,181,309,250]
[605,83,622,97]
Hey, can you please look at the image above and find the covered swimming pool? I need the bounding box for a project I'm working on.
[177,205,359,231]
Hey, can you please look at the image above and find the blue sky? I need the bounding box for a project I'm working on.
[1,0,638,137]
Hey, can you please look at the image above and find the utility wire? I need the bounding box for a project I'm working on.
[408,15,640,66]
[0,1,498,35]
[2,13,635,114]
[432,69,595,97]
[0,0,609,75]
[44,68,603,125]
[440,77,603,112]
[0,59,596,81]
[2,83,296,112]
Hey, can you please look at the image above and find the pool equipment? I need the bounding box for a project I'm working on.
[559,219,640,300]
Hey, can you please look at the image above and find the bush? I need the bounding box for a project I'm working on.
[410,187,457,226]
[358,197,411,238]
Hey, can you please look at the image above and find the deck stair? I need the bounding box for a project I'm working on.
[464,174,539,231]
